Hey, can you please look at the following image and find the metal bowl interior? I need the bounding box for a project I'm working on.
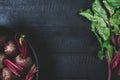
[28,42,39,80]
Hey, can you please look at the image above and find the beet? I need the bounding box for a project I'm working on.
[15,54,33,70]
[4,41,18,57]
[14,34,33,70]
[2,67,14,80]
[2,67,23,80]
[2,67,12,80]
[0,54,6,69]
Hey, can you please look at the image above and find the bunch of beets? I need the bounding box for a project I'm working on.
[79,0,120,79]
[0,30,38,80]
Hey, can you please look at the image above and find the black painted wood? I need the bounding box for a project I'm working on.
[0,0,107,80]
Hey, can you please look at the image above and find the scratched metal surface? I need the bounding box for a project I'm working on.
[0,0,107,80]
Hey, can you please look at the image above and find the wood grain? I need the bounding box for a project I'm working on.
[0,0,107,80]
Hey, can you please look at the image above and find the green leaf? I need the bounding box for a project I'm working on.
[107,0,120,9]
[97,26,110,41]
[19,35,26,45]
[110,10,120,26]
[98,49,105,60]
[110,10,120,34]
[103,0,120,16]
[92,0,108,24]
[80,1,111,38]
[98,40,114,61]
[92,25,103,47]
[103,41,114,61]
[80,9,93,21]
[103,0,115,15]
[92,16,110,41]
[80,9,110,41]
[98,41,114,61]
[112,25,120,35]
[79,0,118,61]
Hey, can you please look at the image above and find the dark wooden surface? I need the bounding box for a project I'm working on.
[0,0,107,80]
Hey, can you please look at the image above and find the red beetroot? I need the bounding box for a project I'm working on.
[2,67,22,80]
[2,67,13,80]
[0,54,6,69]
[4,41,18,57]
[14,34,38,79]
[14,34,33,69]
[0,54,24,78]
[15,55,32,69]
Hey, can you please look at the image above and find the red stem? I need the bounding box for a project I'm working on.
[21,39,27,58]
[112,53,120,69]
[112,34,117,46]
[4,59,23,77]
[106,53,111,80]
[25,64,38,80]
[8,63,20,76]
[5,59,23,71]
[14,34,27,58]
